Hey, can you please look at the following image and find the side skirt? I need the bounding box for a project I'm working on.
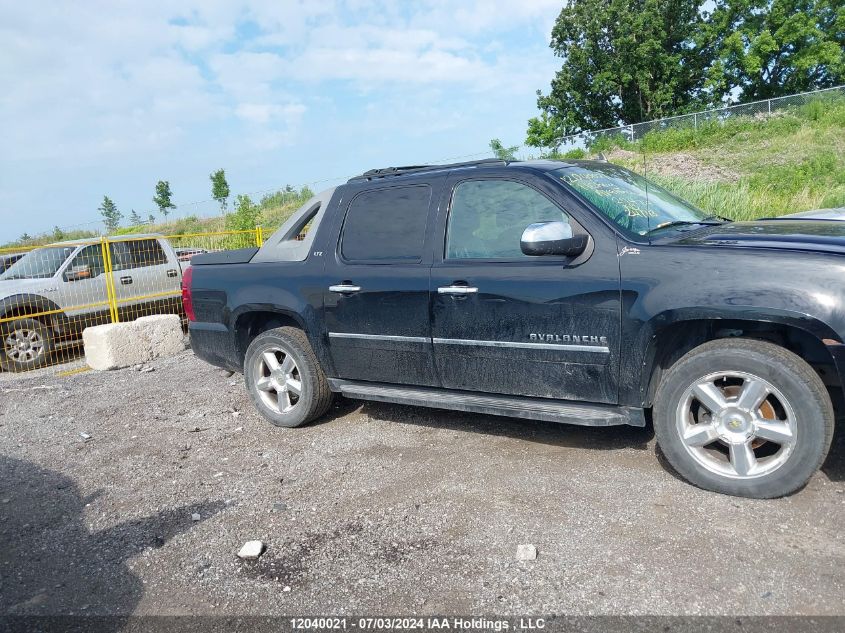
[328,379,645,427]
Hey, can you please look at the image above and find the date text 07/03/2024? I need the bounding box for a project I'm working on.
[289,617,547,631]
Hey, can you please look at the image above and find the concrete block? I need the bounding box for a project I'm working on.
[83,314,185,370]
[82,323,133,371]
[132,314,185,361]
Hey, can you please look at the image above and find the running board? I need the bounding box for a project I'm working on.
[329,380,645,427]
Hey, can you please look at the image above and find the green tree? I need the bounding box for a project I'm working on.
[52,226,65,241]
[129,209,142,225]
[148,213,155,224]
[98,195,122,232]
[210,168,230,214]
[489,139,519,161]
[226,194,260,231]
[704,0,845,102]
[525,112,570,154]
[153,180,176,218]
[19,233,32,243]
[526,0,709,149]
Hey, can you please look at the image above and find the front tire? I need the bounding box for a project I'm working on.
[244,326,333,428]
[653,338,834,498]
[1,318,53,372]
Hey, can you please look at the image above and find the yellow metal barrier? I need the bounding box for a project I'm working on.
[0,227,263,373]
[101,237,120,323]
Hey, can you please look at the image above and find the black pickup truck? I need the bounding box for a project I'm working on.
[186,158,845,499]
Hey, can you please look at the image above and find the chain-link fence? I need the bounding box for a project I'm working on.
[0,229,263,374]
[556,85,845,149]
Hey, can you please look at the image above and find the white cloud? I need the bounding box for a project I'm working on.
[209,8,554,91]
[408,0,561,36]
[0,0,562,240]
[170,23,234,52]
[1,0,558,161]
[284,45,485,84]
[209,51,288,96]
[235,102,306,125]
[0,3,225,161]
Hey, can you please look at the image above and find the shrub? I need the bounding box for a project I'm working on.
[226,195,260,232]
[587,133,633,153]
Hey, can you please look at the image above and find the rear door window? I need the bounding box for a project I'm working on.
[121,239,168,269]
[109,242,132,271]
[340,185,432,262]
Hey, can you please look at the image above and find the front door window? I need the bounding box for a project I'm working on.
[64,245,106,280]
[446,180,570,260]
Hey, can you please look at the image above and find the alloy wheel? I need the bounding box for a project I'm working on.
[4,328,45,364]
[675,371,797,479]
[253,347,302,414]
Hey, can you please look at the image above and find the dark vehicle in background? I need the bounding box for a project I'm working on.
[185,158,845,499]
[0,253,25,273]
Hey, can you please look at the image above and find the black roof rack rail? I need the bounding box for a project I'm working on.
[347,158,508,182]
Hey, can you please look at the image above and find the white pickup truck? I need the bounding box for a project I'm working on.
[0,234,183,371]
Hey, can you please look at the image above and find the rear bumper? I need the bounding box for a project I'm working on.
[188,322,242,373]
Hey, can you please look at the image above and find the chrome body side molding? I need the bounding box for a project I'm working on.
[328,332,430,344]
[327,332,610,353]
[432,337,610,353]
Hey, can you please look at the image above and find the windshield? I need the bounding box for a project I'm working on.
[553,163,713,237]
[0,246,77,280]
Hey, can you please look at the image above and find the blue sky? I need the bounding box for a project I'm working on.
[0,1,562,242]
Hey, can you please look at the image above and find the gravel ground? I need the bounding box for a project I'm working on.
[1,349,844,617]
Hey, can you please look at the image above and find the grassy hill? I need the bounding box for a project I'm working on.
[113,189,311,237]
[3,187,313,251]
[569,94,845,221]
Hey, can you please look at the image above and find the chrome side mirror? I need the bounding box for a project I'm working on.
[520,221,588,257]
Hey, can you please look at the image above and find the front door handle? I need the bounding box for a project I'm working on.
[166,269,178,278]
[438,285,478,295]
[329,284,361,293]
[120,276,133,285]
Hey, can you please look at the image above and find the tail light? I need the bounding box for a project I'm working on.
[181,265,196,322]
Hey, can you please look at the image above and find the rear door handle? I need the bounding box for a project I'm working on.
[166,269,178,278]
[329,284,361,293]
[120,276,133,285]
[438,285,478,295]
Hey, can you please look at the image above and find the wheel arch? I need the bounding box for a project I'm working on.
[232,308,309,364]
[0,294,65,332]
[638,313,842,410]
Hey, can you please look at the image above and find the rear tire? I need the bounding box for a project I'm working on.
[0,318,53,372]
[244,326,333,428]
[653,338,834,498]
